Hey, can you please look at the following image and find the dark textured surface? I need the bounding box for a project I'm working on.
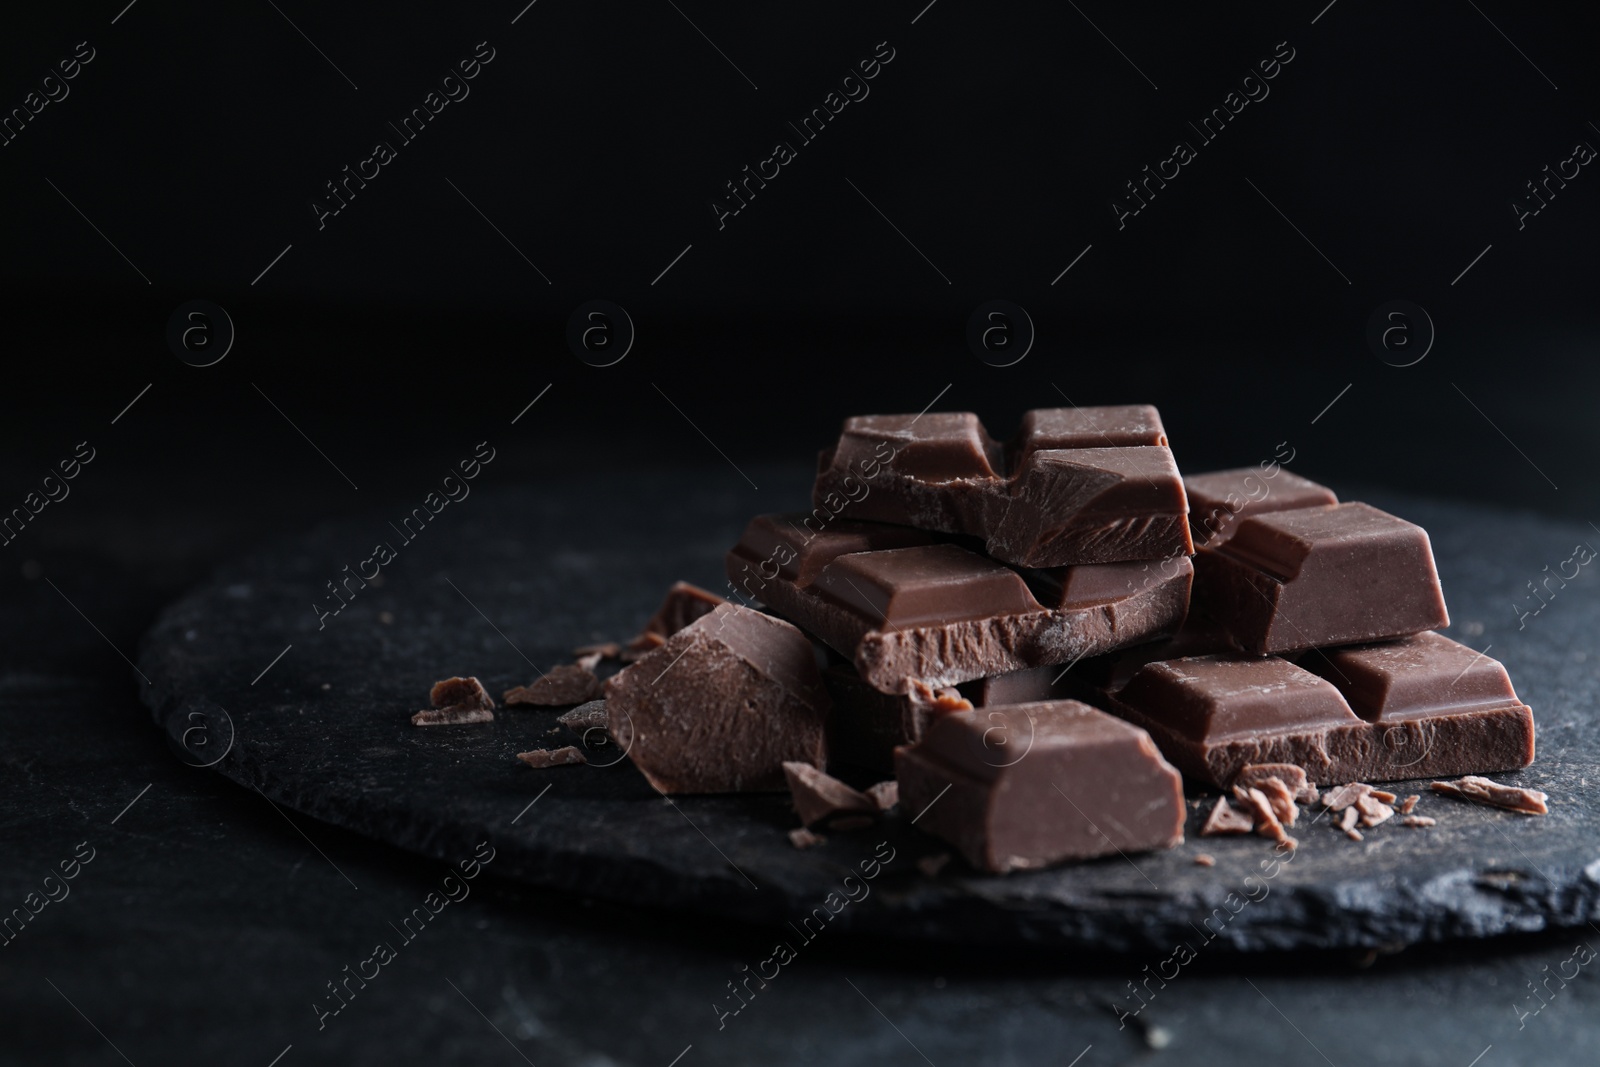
[136,471,1600,955]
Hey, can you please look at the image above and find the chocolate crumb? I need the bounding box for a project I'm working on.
[788,827,825,849]
[1430,775,1548,815]
[783,762,876,828]
[917,853,951,878]
[1398,794,1420,815]
[504,664,603,707]
[1236,786,1297,849]
[429,676,494,711]
[1321,782,1374,812]
[1194,853,1216,867]
[1201,798,1255,836]
[1234,763,1312,804]
[865,780,899,811]
[516,746,587,769]
[1338,809,1364,841]
[557,699,609,734]
[1401,815,1436,828]
[1257,776,1300,827]
[1355,793,1396,828]
[411,705,494,726]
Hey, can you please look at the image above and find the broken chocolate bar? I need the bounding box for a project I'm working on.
[728,513,1191,694]
[604,604,830,793]
[1300,631,1535,780]
[783,761,877,828]
[1190,502,1449,654]
[811,406,1193,567]
[505,664,602,707]
[894,700,1184,873]
[1184,468,1338,547]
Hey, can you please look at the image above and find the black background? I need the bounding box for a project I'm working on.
[4,2,1600,1064]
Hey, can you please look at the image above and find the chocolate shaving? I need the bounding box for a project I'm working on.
[1398,794,1420,815]
[1234,763,1311,802]
[504,664,603,707]
[1355,792,1395,828]
[916,853,951,878]
[429,676,494,710]
[1401,815,1436,828]
[1321,783,1373,812]
[557,699,609,734]
[411,705,494,726]
[783,761,876,828]
[1256,776,1299,827]
[865,780,899,811]
[516,746,587,769]
[1430,775,1548,815]
[1235,785,1297,849]
[788,827,825,849]
[1194,853,1216,867]
[1201,798,1255,836]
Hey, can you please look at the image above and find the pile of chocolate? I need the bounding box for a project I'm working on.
[432,405,1541,875]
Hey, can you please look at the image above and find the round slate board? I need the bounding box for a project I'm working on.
[137,470,1600,954]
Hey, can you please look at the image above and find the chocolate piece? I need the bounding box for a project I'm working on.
[812,407,1193,567]
[1323,783,1373,811]
[430,676,494,710]
[1194,853,1216,867]
[728,513,1192,694]
[629,581,728,652]
[1233,763,1312,804]
[788,827,825,849]
[1109,655,1369,787]
[865,780,899,811]
[1370,789,1398,804]
[1401,815,1436,828]
[1234,785,1297,849]
[605,604,830,794]
[1341,807,1364,841]
[1398,794,1420,815]
[411,705,494,726]
[557,700,609,734]
[1355,793,1395,828]
[1429,775,1548,815]
[516,746,587,768]
[1191,502,1449,654]
[894,700,1184,873]
[1301,632,1535,780]
[1255,777,1300,827]
[1200,799,1254,836]
[782,761,877,828]
[1184,468,1338,547]
[505,664,603,707]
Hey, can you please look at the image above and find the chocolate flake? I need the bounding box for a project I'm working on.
[1398,794,1420,815]
[783,761,877,828]
[557,700,609,734]
[1256,777,1299,828]
[1430,775,1548,815]
[505,664,603,707]
[1235,785,1297,849]
[1234,762,1310,799]
[788,827,825,850]
[516,746,587,769]
[411,705,494,726]
[429,675,494,710]
[1201,798,1255,836]
[1371,789,1398,804]
[1355,793,1395,828]
[1401,815,1436,828]
[1194,853,1216,867]
[866,780,899,811]
[1321,783,1374,812]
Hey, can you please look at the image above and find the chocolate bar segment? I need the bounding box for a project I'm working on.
[1184,468,1338,546]
[894,700,1184,872]
[1300,632,1535,779]
[1191,502,1449,654]
[812,406,1192,567]
[728,513,1191,694]
[604,604,830,793]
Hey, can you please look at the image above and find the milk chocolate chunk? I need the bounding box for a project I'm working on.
[605,604,830,794]
[1191,502,1449,654]
[782,761,877,828]
[728,514,1191,694]
[505,664,603,706]
[894,700,1184,873]
[1184,468,1338,547]
[1109,655,1369,787]
[812,407,1192,567]
[1300,632,1535,779]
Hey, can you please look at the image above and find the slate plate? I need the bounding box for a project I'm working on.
[137,469,1600,954]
